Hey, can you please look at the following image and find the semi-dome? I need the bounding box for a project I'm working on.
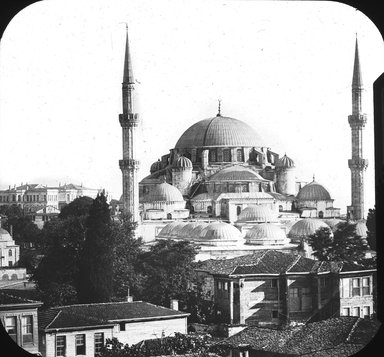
[0,228,13,242]
[237,205,278,223]
[141,182,184,203]
[209,165,266,182]
[297,180,331,201]
[174,116,262,149]
[174,155,192,169]
[276,154,295,168]
[288,218,330,242]
[198,222,243,243]
[245,223,290,245]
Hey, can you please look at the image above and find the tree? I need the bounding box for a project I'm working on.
[111,214,144,300]
[366,207,376,251]
[138,240,198,307]
[32,197,93,307]
[307,221,368,263]
[77,192,114,303]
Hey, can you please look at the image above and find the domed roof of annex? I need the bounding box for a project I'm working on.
[245,223,290,245]
[208,165,266,182]
[174,115,262,149]
[297,180,331,201]
[173,155,192,169]
[158,221,188,238]
[141,182,184,203]
[198,222,243,242]
[150,159,162,173]
[288,218,330,239]
[237,205,278,223]
[0,228,13,242]
[275,154,295,168]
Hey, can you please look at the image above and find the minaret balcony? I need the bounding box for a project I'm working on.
[119,159,140,170]
[348,158,368,170]
[119,113,139,128]
[348,114,367,128]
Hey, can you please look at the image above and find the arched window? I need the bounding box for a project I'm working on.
[207,206,212,214]
[209,149,216,162]
[318,211,324,218]
[237,149,244,162]
[167,213,172,219]
[223,149,231,162]
[279,205,283,212]
[8,249,12,257]
[237,206,242,216]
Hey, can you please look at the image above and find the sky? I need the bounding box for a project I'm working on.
[0,0,383,217]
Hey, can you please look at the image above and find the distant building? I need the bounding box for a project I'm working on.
[220,316,380,357]
[0,183,101,228]
[38,301,189,357]
[0,228,26,281]
[0,292,43,355]
[196,250,375,327]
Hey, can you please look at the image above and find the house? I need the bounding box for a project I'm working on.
[195,250,375,326]
[0,291,43,355]
[218,316,381,357]
[38,300,189,357]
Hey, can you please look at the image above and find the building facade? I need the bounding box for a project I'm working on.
[38,301,189,357]
[196,250,375,327]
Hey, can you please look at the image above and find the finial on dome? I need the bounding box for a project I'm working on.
[313,173,316,182]
[216,99,222,117]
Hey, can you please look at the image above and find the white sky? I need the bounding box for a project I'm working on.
[0,0,383,217]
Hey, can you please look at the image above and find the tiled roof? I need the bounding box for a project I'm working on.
[208,166,267,182]
[220,317,380,356]
[39,301,189,331]
[0,292,42,307]
[196,250,374,277]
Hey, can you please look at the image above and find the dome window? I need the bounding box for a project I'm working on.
[237,149,244,162]
[209,149,217,162]
[223,149,231,162]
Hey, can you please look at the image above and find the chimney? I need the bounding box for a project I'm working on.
[170,299,179,311]
[126,288,133,302]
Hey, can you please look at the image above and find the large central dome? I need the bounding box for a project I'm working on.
[175,116,262,149]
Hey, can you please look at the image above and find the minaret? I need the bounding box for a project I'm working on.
[119,26,140,223]
[347,37,368,221]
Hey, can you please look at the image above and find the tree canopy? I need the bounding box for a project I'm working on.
[307,221,368,263]
[366,208,376,251]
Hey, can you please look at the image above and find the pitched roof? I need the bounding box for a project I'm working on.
[196,250,374,277]
[0,292,42,307]
[39,301,189,331]
[220,317,380,356]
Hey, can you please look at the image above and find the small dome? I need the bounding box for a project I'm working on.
[288,218,330,241]
[190,222,210,237]
[179,222,203,238]
[297,180,331,201]
[323,218,344,231]
[150,159,162,173]
[355,220,368,239]
[0,228,13,242]
[245,223,290,245]
[174,156,192,169]
[175,116,262,149]
[168,222,188,238]
[158,221,182,238]
[237,205,278,223]
[199,222,243,242]
[141,182,184,203]
[276,154,295,168]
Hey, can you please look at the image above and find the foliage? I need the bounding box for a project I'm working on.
[111,214,144,299]
[31,197,92,307]
[59,196,94,219]
[77,192,114,303]
[98,333,226,357]
[366,208,376,251]
[138,239,197,307]
[307,222,368,263]
[0,204,41,244]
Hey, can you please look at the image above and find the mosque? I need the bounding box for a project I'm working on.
[116,28,369,260]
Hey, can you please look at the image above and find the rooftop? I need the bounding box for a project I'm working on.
[39,301,189,331]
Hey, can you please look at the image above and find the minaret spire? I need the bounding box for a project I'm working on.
[119,25,140,226]
[347,36,368,221]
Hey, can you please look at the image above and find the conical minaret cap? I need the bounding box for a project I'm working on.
[123,26,135,84]
[352,37,363,88]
